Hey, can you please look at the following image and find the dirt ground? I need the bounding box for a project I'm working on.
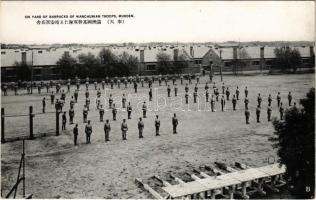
[1,73,314,198]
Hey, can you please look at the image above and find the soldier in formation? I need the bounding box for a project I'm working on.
[85,120,92,144]
[69,107,75,124]
[245,108,250,124]
[112,104,117,121]
[99,105,104,122]
[155,115,160,136]
[172,113,178,134]
[138,118,144,138]
[73,124,78,146]
[121,119,128,140]
[142,102,147,118]
[62,112,67,130]
[127,102,132,119]
[256,105,261,123]
[104,119,111,142]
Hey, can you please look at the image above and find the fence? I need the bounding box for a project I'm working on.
[1,106,61,143]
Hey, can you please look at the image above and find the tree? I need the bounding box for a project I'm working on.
[274,47,302,72]
[14,61,31,81]
[77,52,100,78]
[156,52,172,74]
[56,52,77,79]
[174,53,189,74]
[269,88,315,198]
[99,48,117,77]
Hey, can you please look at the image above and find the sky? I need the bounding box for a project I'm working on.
[0,1,315,44]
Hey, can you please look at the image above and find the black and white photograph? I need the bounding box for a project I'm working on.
[0,1,315,199]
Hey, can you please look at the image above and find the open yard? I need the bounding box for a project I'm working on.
[1,73,314,198]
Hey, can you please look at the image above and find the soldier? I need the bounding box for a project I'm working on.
[134,81,138,93]
[73,124,78,146]
[244,86,249,98]
[26,84,30,94]
[267,105,272,122]
[99,105,104,122]
[215,88,219,101]
[158,77,162,86]
[3,84,8,96]
[293,102,297,109]
[105,76,109,85]
[193,91,198,103]
[104,119,111,142]
[288,92,292,106]
[180,75,183,85]
[37,84,41,94]
[225,87,230,101]
[188,75,192,84]
[85,89,89,99]
[69,107,75,124]
[196,74,200,84]
[211,95,215,112]
[110,79,114,89]
[164,76,168,86]
[256,105,261,123]
[268,94,272,106]
[109,94,113,109]
[185,92,189,104]
[122,94,127,108]
[67,80,71,92]
[148,79,152,88]
[172,113,178,134]
[50,91,55,104]
[56,83,61,93]
[76,80,80,90]
[124,78,128,88]
[171,76,175,85]
[185,84,189,93]
[85,120,92,144]
[244,97,249,109]
[141,78,144,87]
[194,83,198,93]
[232,94,237,111]
[55,99,61,113]
[83,105,88,123]
[174,84,178,97]
[257,93,262,108]
[96,96,101,110]
[62,112,67,130]
[117,79,121,88]
[92,81,97,90]
[220,95,226,112]
[142,102,147,118]
[279,102,284,120]
[245,108,250,124]
[127,102,132,119]
[205,89,209,102]
[102,80,105,90]
[74,89,78,103]
[42,97,46,113]
[222,83,225,94]
[86,97,90,111]
[138,118,144,138]
[277,92,281,107]
[70,96,75,109]
[155,115,160,136]
[167,85,171,97]
[121,119,128,140]
[149,88,153,101]
[112,104,117,121]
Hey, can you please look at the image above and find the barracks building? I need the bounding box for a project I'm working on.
[1,44,314,81]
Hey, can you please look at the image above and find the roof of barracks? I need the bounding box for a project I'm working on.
[0,45,313,68]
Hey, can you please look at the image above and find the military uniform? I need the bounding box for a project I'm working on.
[73,126,78,145]
[83,106,88,123]
[267,105,272,121]
[86,98,90,110]
[277,93,281,107]
[155,117,160,136]
[142,103,147,118]
[42,98,46,113]
[211,96,215,112]
[172,116,178,134]
[62,113,67,130]
[138,120,144,138]
[244,87,248,98]
[85,123,93,143]
[69,108,75,124]
[121,121,128,140]
[268,95,272,106]
[257,94,262,108]
[185,92,189,104]
[288,92,292,106]
[99,106,104,121]
[232,96,237,111]
[112,105,117,121]
[226,88,230,101]
[109,96,113,109]
[221,97,226,112]
[102,81,105,90]
[149,88,153,101]
[134,81,138,93]
[110,80,114,89]
[279,104,284,120]
[104,121,111,142]
[256,106,261,123]
[205,90,209,102]
[193,91,198,103]
[180,76,183,85]
[50,92,55,104]
[127,104,132,119]
[122,95,127,108]
[167,86,171,97]
[245,109,250,124]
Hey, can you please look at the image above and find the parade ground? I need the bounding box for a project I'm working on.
[1,73,314,198]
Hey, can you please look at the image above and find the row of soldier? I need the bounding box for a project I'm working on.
[2,74,203,96]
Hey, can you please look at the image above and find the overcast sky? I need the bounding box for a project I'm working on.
[0,1,314,44]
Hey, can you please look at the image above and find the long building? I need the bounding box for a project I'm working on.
[1,44,314,81]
